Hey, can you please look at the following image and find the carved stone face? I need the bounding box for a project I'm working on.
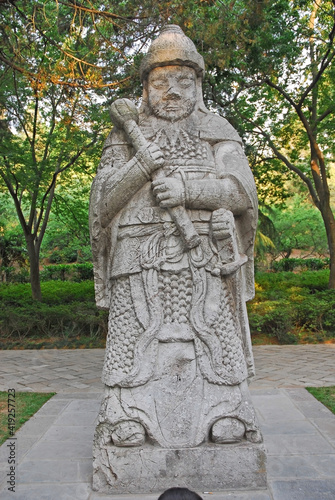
[147,65,197,122]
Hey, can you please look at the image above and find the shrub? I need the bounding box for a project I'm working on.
[248,300,297,344]
[0,281,107,342]
[40,263,93,282]
[248,270,335,344]
[272,258,330,272]
[1,271,334,347]
[72,263,94,281]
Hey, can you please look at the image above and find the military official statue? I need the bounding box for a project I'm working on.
[90,25,266,493]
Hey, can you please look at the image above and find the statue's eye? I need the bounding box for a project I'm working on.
[178,77,195,88]
[150,79,169,89]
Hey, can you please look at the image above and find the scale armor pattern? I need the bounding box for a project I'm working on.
[213,279,247,378]
[103,271,246,382]
[158,269,193,323]
[104,277,144,377]
[154,129,208,162]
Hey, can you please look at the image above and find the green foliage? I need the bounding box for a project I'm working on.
[1,0,335,295]
[1,271,334,348]
[0,1,112,299]
[2,262,94,284]
[268,196,329,259]
[248,270,335,344]
[0,193,28,278]
[249,302,297,344]
[0,280,94,305]
[40,263,93,282]
[40,178,93,263]
[0,281,107,345]
[272,258,330,272]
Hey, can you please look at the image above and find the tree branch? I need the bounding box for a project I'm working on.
[34,135,97,238]
[0,50,131,89]
[298,49,335,108]
[240,114,321,208]
[0,161,28,233]
[11,72,32,145]
[264,78,298,110]
[315,105,335,125]
[56,0,138,22]
[297,11,335,108]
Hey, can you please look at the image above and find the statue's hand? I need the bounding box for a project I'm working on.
[211,208,232,240]
[136,144,164,173]
[110,98,138,129]
[152,178,185,208]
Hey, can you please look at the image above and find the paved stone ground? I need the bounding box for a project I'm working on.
[0,344,334,393]
[0,345,334,499]
[252,345,335,389]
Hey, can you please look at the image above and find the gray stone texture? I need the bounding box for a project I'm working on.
[0,385,334,499]
[90,24,263,493]
[0,347,335,498]
[92,444,266,493]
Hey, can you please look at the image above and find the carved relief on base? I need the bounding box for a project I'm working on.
[94,341,261,451]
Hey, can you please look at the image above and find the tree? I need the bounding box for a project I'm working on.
[41,171,94,264]
[0,0,175,299]
[241,1,335,286]
[0,68,104,298]
[0,0,137,299]
[186,0,335,287]
[98,0,335,285]
[0,193,27,280]
[2,0,335,297]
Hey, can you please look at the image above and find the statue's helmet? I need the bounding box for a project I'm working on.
[140,25,205,82]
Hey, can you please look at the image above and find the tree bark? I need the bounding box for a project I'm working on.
[319,202,335,289]
[25,235,42,301]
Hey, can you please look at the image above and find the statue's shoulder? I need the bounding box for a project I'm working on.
[102,127,129,151]
[197,111,242,144]
[97,127,132,172]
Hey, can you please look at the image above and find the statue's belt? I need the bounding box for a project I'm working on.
[118,207,212,228]
[117,220,211,240]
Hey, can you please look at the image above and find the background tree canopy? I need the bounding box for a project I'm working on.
[0,0,334,299]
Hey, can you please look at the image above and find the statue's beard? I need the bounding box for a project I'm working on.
[148,98,196,122]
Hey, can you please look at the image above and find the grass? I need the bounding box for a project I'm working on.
[306,386,335,415]
[0,391,55,445]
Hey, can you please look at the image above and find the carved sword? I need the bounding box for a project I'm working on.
[109,98,201,250]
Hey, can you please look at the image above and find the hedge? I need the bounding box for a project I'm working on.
[271,257,330,272]
[0,281,107,345]
[0,271,334,347]
[248,270,335,344]
[1,263,93,284]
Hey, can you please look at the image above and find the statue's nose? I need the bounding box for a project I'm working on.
[165,85,181,99]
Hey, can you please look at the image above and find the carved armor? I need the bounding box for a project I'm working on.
[90,29,263,483]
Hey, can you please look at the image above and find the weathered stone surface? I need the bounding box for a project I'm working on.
[90,23,265,493]
[92,443,267,494]
[211,417,246,443]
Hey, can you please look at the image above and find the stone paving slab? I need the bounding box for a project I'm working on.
[0,388,335,499]
[0,345,334,499]
[0,344,334,393]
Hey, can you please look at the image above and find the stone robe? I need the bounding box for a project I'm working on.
[89,106,258,393]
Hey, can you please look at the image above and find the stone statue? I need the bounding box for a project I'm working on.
[90,25,266,494]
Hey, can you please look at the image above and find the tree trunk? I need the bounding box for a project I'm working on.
[25,235,42,301]
[319,202,335,289]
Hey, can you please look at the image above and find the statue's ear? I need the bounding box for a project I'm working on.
[139,80,150,116]
[196,76,209,114]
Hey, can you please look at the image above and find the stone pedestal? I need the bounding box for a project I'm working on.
[92,443,267,494]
